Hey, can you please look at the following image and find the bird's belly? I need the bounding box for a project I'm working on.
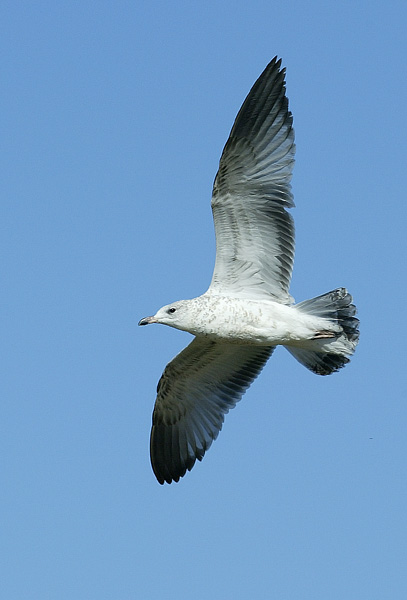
[200,299,312,346]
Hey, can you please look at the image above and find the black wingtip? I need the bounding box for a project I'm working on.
[150,422,190,485]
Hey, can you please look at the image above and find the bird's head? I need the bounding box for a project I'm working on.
[138,300,192,332]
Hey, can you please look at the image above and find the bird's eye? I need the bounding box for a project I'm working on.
[167,307,176,314]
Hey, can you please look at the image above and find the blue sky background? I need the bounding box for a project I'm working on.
[2,1,407,598]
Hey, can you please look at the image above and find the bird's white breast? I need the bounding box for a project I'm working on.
[186,294,321,345]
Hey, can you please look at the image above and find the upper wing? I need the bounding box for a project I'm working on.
[209,57,296,303]
[150,337,274,484]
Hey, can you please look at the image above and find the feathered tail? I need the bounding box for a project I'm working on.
[287,288,359,375]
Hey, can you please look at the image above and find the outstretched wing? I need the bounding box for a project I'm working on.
[209,57,296,303]
[150,337,274,484]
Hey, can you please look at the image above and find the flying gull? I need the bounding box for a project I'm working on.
[139,57,359,485]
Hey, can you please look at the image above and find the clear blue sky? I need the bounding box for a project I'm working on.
[2,1,407,598]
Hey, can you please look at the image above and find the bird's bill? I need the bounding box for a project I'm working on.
[138,316,157,326]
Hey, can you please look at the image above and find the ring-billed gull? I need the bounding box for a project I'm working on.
[139,57,359,485]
